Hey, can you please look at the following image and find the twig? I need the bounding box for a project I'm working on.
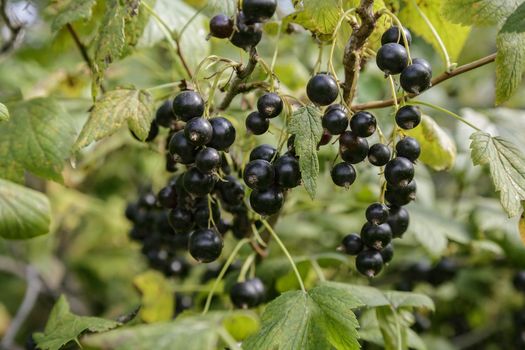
[66,23,93,69]
[0,0,23,53]
[351,53,497,110]
[174,37,193,79]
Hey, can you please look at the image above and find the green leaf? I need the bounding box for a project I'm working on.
[222,312,260,341]
[48,0,97,32]
[124,0,155,49]
[288,106,323,199]
[74,88,154,151]
[405,115,457,171]
[243,284,362,350]
[0,178,50,239]
[442,0,524,26]
[205,0,237,16]
[34,295,119,350]
[495,29,525,104]
[501,2,525,32]
[376,306,408,350]
[0,102,8,121]
[0,98,76,183]
[470,131,525,217]
[133,271,174,323]
[286,0,342,37]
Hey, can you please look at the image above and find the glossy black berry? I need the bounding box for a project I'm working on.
[249,144,278,162]
[400,64,432,94]
[242,0,277,23]
[210,14,234,38]
[183,168,216,196]
[341,233,363,255]
[322,107,348,135]
[158,186,177,209]
[173,91,205,122]
[169,130,198,164]
[350,111,376,137]
[217,175,245,206]
[366,203,389,225]
[385,180,417,206]
[243,159,275,190]
[413,58,432,74]
[387,206,410,238]
[339,131,369,164]
[318,129,333,147]
[428,258,457,286]
[155,100,175,127]
[513,271,525,293]
[168,208,194,232]
[194,202,221,229]
[246,111,270,135]
[368,143,391,166]
[184,117,213,146]
[361,222,392,250]
[380,243,394,264]
[376,43,408,75]
[249,277,266,304]
[356,250,384,277]
[196,147,221,173]
[396,137,421,162]
[189,229,224,263]
[208,117,236,150]
[231,13,262,50]
[325,103,346,113]
[331,162,356,187]
[230,281,259,309]
[395,105,421,130]
[384,157,415,188]
[257,93,283,118]
[381,26,412,46]
[274,154,301,188]
[250,187,284,216]
[306,73,339,106]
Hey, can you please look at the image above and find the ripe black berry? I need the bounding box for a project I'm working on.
[385,180,417,206]
[194,202,221,229]
[340,233,363,255]
[249,144,278,162]
[306,73,339,106]
[361,222,392,250]
[381,26,412,46]
[230,281,259,309]
[257,93,283,118]
[395,105,421,130]
[366,202,389,225]
[210,14,234,38]
[376,43,408,75]
[173,91,205,121]
[217,175,245,206]
[196,147,221,173]
[428,258,457,286]
[208,117,236,150]
[184,117,213,146]
[356,250,384,277]
[246,111,270,135]
[250,187,284,216]
[183,168,216,196]
[368,143,391,166]
[400,64,432,94]
[163,256,189,277]
[158,186,177,209]
[387,206,410,238]
[189,229,224,263]
[339,131,369,164]
[242,0,277,23]
[413,58,432,74]
[249,277,266,304]
[322,107,348,135]
[230,13,262,50]
[350,111,376,137]
[396,137,421,162]
[274,154,301,188]
[243,159,275,190]
[331,162,356,187]
[513,271,525,293]
[318,129,333,147]
[380,243,394,264]
[384,157,415,187]
[169,131,198,164]
[155,100,175,127]
[168,208,194,232]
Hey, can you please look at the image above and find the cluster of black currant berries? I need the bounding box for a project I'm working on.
[208,0,277,51]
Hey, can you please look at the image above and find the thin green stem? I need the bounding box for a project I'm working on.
[388,75,399,111]
[407,100,482,131]
[310,259,326,282]
[251,224,267,247]
[261,220,306,292]
[218,327,242,350]
[270,21,283,86]
[146,81,181,92]
[238,254,256,282]
[328,8,357,81]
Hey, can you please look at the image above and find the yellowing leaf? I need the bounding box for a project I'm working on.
[286,0,343,37]
[222,312,260,341]
[47,0,97,32]
[133,271,174,323]
[519,210,525,244]
[0,102,8,122]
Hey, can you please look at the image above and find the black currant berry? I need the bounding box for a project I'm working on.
[381,26,412,46]
[216,219,232,235]
[163,256,189,277]
[395,105,421,130]
[356,250,384,277]
[196,147,221,173]
[368,143,391,166]
[210,14,234,38]
[231,13,262,50]
[318,129,333,147]
[380,243,394,264]
[168,208,194,232]
[384,157,415,188]
[340,233,363,255]
[376,43,408,75]
[217,175,245,206]
[306,73,339,106]
[396,137,421,162]
[194,202,221,229]
[242,0,277,23]
[274,154,301,188]
[230,281,259,309]
[331,162,357,188]
[246,111,270,135]
[184,117,213,146]
[249,144,279,162]
[183,168,216,196]
[173,91,205,121]
[322,107,348,135]
[350,111,376,137]
[208,117,236,150]
[428,258,457,286]
[361,222,392,250]
[513,271,525,293]
[243,159,275,190]
[325,103,346,113]
[387,206,410,238]
[385,180,417,206]
[366,202,389,225]
[412,58,432,74]
[400,64,432,94]
[257,93,283,118]
[249,277,266,304]
[155,100,175,127]
[250,187,284,216]
[169,130,199,164]
[189,229,224,263]
[158,186,177,209]
[339,131,369,164]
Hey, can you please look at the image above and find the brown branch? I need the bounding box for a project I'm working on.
[342,0,377,104]
[174,37,193,80]
[351,53,497,111]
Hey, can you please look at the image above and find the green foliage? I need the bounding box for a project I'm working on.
[34,295,120,350]
[288,106,323,199]
[496,28,525,105]
[133,271,174,323]
[0,102,8,121]
[442,0,522,27]
[243,284,362,350]
[501,2,525,32]
[48,0,97,33]
[286,0,342,39]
